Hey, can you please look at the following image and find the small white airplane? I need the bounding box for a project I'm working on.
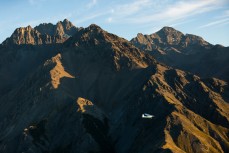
[142,113,154,119]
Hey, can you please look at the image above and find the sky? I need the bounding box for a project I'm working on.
[0,0,229,46]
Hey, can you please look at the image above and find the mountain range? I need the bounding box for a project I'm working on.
[0,19,228,153]
[2,19,79,45]
[131,27,229,81]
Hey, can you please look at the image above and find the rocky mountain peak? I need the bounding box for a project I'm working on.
[35,19,77,36]
[66,24,109,47]
[136,33,145,40]
[61,19,72,24]
[61,19,74,30]
[137,33,144,37]
[2,25,41,45]
[14,25,34,34]
[3,19,79,45]
[34,23,55,36]
[159,26,183,35]
[131,27,227,81]
[131,26,213,53]
[25,25,33,31]
[87,24,103,32]
[65,24,155,70]
[156,26,184,45]
[55,21,65,36]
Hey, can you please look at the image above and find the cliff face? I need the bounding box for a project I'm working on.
[0,22,228,153]
[131,27,229,81]
[2,19,78,45]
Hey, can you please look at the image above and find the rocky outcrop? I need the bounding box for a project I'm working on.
[2,26,43,45]
[2,19,78,45]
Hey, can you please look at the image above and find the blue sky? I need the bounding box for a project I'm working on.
[0,0,229,46]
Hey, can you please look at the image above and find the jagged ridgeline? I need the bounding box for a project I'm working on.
[0,20,228,153]
[131,27,229,81]
[2,19,79,45]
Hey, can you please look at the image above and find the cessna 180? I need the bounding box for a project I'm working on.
[142,113,154,119]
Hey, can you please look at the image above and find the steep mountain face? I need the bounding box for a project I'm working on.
[131,27,212,54]
[131,27,229,81]
[2,19,78,45]
[0,44,62,97]
[0,22,229,153]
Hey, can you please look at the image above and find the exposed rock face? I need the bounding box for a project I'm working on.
[48,53,75,89]
[131,27,212,54]
[0,23,228,153]
[2,19,78,45]
[131,27,229,81]
[3,26,42,45]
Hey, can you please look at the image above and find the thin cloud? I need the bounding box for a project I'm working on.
[220,21,229,27]
[225,10,229,17]
[169,19,196,27]
[87,0,97,9]
[77,11,109,24]
[198,18,229,29]
[109,0,226,24]
[128,0,223,24]
[114,0,152,16]
[219,10,229,18]
[222,10,229,16]
[107,0,153,23]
